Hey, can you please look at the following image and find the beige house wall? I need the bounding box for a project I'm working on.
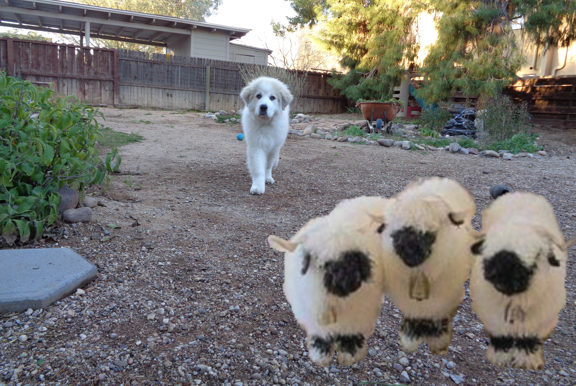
[516,30,576,77]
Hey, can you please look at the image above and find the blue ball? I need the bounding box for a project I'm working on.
[237,133,244,141]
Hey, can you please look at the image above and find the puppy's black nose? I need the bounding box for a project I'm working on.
[391,226,436,267]
[259,104,268,114]
[483,250,534,295]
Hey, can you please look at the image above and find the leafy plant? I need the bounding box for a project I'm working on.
[340,125,366,137]
[0,72,120,245]
[477,94,533,142]
[485,133,542,154]
[418,108,452,133]
[419,127,440,138]
[215,113,240,124]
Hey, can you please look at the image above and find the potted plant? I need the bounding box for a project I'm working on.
[356,98,403,123]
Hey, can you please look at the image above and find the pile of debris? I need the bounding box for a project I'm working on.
[442,107,477,138]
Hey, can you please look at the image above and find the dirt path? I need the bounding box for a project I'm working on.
[1,108,575,384]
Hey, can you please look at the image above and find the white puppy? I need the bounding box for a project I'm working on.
[240,77,293,195]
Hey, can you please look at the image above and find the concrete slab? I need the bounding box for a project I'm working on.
[0,247,97,314]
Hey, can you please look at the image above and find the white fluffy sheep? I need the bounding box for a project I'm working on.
[268,196,388,366]
[379,177,477,354]
[470,192,573,369]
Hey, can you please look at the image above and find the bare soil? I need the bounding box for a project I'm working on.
[1,108,575,384]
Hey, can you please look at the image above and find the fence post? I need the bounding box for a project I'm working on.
[6,39,14,76]
[205,65,211,111]
[113,49,119,106]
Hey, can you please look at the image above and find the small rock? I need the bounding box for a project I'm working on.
[377,138,395,147]
[449,142,462,153]
[82,196,99,208]
[446,361,455,369]
[18,334,28,342]
[490,184,512,199]
[325,134,333,140]
[467,148,479,155]
[450,373,465,384]
[481,150,500,158]
[538,150,548,156]
[75,288,86,296]
[349,136,364,143]
[401,141,412,150]
[458,147,470,155]
[310,133,322,139]
[400,370,411,383]
[337,137,348,142]
[399,357,410,367]
[63,207,92,223]
[413,143,425,150]
[303,125,314,135]
[502,153,514,160]
[58,185,79,214]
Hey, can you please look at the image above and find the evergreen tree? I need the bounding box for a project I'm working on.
[284,0,576,103]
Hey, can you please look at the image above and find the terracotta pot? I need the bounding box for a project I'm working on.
[357,102,401,122]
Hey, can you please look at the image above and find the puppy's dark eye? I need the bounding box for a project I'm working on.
[270,96,276,101]
[256,93,262,99]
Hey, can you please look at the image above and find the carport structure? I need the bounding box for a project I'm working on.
[0,0,270,63]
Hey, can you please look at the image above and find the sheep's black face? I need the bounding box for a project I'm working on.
[484,250,535,296]
[323,250,372,297]
[391,226,436,267]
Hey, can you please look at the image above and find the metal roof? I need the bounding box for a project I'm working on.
[0,0,251,47]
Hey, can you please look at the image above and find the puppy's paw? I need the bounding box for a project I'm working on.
[250,184,265,195]
[265,176,275,185]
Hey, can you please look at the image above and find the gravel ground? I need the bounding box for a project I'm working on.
[1,108,575,385]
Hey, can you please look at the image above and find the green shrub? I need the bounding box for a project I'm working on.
[418,108,452,132]
[0,72,120,245]
[343,125,366,137]
[477,94,533,142]
[485,133,542,154]
[215,113,240,124]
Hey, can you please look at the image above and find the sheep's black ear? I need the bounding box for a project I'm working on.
[547,252,560,267]
[377,223,386,234]
[301,252,311,274]
[471,239,485,255]
[448,213,464,226]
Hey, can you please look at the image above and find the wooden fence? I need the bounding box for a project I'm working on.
[505,76,576,129]
[0,38,346,114]
[0,38,115,105]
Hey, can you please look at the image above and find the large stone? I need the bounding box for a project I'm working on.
[82,196,99,208]
[401,141,412,150]
[57,185,79,214]
[63,207,92,223]
[303,125,314,135]
[0,248,97,313]
[377,139,395,147]
[481,150,500,158]
[449,142,462,153]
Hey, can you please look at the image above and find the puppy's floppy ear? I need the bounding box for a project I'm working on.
[277,84,294,110]
[240,83,255,105]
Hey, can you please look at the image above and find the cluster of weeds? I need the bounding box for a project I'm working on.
[216,113,240,124]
